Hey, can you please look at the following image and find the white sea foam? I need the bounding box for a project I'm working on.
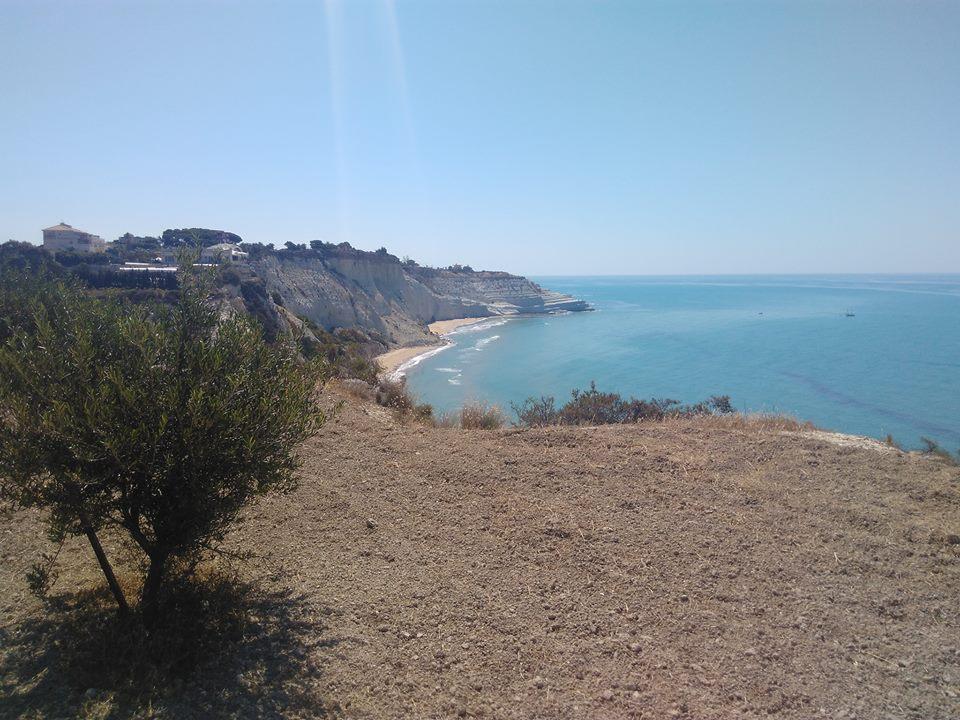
[390,343,451,381]
[474,335,500,350]
[392,318,509,381]
[444,317,510,336]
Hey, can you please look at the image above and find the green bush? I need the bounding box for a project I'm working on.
[295,318,383,384]
[220,266,242,286]
[510,395,559,427]
[161,228,242,248]
[372,381,439,424]
[513,382,735,427]
[0,269,326,626]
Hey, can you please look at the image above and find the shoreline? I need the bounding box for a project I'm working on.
[375,317,493,377]
[426,316,493,335]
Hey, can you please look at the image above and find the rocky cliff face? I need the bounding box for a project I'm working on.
[406,267,590,315]
[241,244,589,347]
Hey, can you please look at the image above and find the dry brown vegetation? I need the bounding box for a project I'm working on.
[661,411,817,433]
[339,378,377,402]
[458,401,507,430]
[357,377,506,431]
[2,387,959,719]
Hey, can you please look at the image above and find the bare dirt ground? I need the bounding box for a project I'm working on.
[2,387,959,719]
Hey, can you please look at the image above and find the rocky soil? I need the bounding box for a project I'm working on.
[2,388,959,719]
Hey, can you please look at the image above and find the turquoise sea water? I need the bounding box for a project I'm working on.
[401,275,960,450]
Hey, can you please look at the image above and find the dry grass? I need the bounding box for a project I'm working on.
[337,378,377,402]
[0,564,329,718]
[411,403,434,423]
[920,436,960,466]
[412,401,506,430]
[374,378,415,412]
[431,411,460,428]
[4,393,959,719]
[667,411,817,433]
[458,401,506,430]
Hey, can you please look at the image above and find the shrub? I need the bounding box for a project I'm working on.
[672,394,736,418]
[341,354,381,384]
[376,378,415,413]
[511,395,559,427]
[1,240,64,276]
[295,319,384,385]
[0,267,77,342]
[413,403,435,422]
[372,381,436,425]
[340,378,377,401]
[161,227,242,248]
[553,382,679,425]
[708,395,735,415]
[513,382,736,427]
[459,401,506,430]
[433,412,460,428]
[919,437,958,464]
[239,277,269,306]
[0,269,326,626]
[219,266,242,286]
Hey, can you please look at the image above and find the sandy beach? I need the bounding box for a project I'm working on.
[426,316,491,335]
[376,317,491,376]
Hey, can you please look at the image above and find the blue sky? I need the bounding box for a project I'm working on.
[2,0,958,274]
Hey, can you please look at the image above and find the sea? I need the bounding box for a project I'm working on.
[400,275,960,451]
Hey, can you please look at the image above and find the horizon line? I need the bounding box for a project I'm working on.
[525,271,960,278]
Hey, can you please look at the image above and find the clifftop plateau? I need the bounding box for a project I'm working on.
[1,235,590,351]
[3,386,957,718]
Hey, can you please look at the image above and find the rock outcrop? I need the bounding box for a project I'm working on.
[406,267,590,316]
[242,244,589,347]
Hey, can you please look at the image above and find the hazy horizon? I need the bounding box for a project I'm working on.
[2,0,958,275]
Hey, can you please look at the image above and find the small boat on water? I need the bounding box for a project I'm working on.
[845,312,856,317]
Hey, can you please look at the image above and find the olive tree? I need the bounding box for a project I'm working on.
[0,270,326,625]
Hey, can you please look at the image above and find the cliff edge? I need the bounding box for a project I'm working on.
[240,243,589,347]
[4,387,956,718]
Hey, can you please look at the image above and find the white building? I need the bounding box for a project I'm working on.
[200,242,248,263]
[42,223,106,253]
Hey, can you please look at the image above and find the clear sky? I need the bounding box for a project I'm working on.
[2,0,958,275]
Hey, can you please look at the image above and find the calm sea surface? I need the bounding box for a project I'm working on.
[402,275,960,450]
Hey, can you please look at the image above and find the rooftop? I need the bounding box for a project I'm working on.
[43,222,96,235]
[204,242,243,251]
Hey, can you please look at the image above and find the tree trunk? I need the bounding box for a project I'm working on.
[81,522,129,616]
[140,554,166,628]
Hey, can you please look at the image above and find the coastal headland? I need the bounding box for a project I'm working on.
[242,244,590,350]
